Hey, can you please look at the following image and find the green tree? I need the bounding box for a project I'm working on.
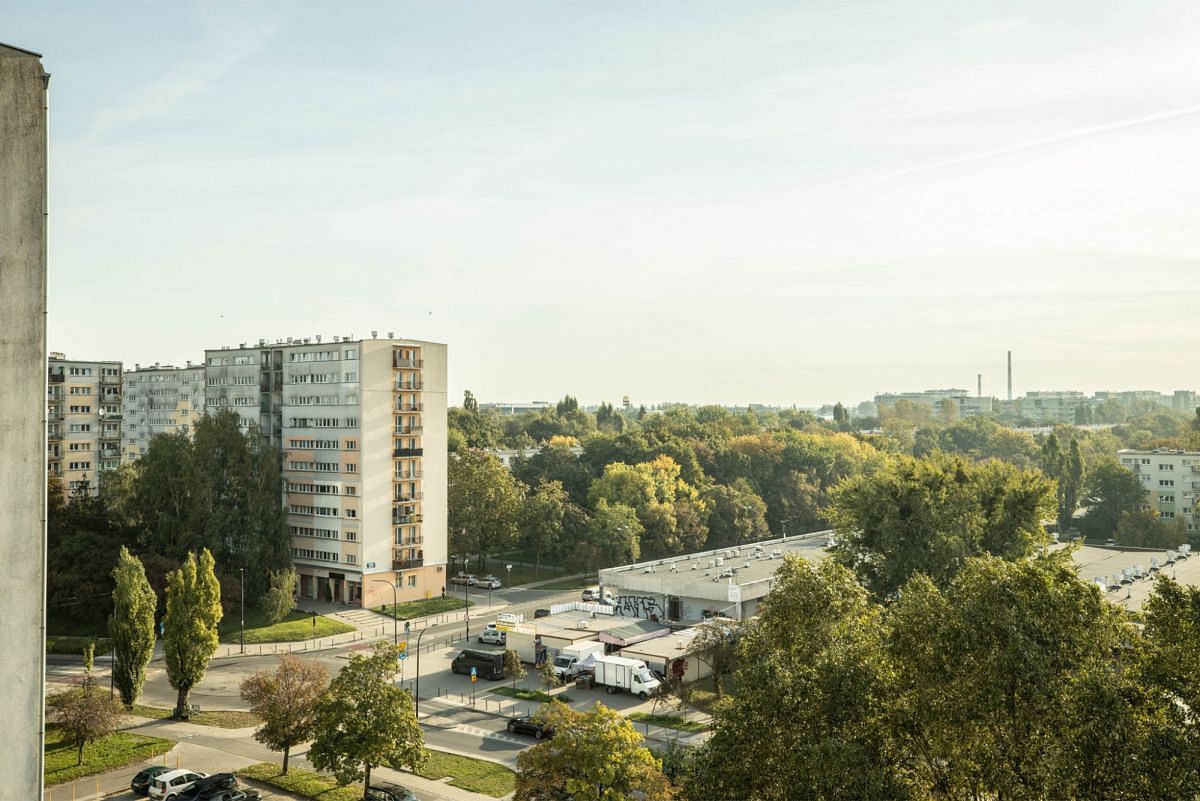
[688,618,745,698]
[1116,509,1187,548]
[240,653,330,776]
[702,480,769,549]
[1042,433,1085,534]
[519,481,567,577]
[47,476,130,627]
[109,546,157,707]
[504,649,527,690]
[829,453,1054,598]
[261,566,298,624]
[1078,457,1147,539]
[163,549,223,719]
[689,557,902,801]
[448,449,525,569]
[571,500,641,573]
[308,643,425,792]
[515,702,673,801]
[538,659,561,693]
[46,676,123,766]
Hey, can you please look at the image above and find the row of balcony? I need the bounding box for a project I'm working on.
[393,558,424,570]
[395,469,423,479]
[394,447,424,457]
[394,358,423,369]
[392,513,424,525]
[396,381,423,391]
[48,374,65,383]
[396,402,424,412]
[394,491,424,502]
[394,425,423,435]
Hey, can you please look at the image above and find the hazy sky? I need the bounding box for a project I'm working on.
[8,1,1200,407]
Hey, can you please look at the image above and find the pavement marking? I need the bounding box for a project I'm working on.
[453,724,526,744]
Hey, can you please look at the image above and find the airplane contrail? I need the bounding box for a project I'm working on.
[875,102,1200,182]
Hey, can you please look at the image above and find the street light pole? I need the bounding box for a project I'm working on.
[372,578,398,645]
[239,567,245,655]
[413,626,427,719]
[464,557,471,641]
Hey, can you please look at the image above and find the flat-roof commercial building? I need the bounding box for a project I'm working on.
[47,353,123,495]
[599,532,830,623]
[122,363,205,462]
[204,334,448,610]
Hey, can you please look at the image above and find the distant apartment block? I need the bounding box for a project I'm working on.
[479,400,553,415]
[47,353,123,494]
[204,335,448,608]
[1020,391,1087,424]
[1118,448,1200,533]
[874,388,992,420]
[121,363,206,462]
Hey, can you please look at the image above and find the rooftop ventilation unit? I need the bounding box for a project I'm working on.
[315,335,322,343]
[716,557,724,567]
[388,331,395,338]
[334,336,340,342]
[371,330,378,338]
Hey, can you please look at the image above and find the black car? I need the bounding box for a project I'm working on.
[533,608,551,618]
[507,714,554,740]
[175,773,239,800]
[131,765,171,795]
[364,781,418,801]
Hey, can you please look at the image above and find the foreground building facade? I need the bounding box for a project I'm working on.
[204,335,448,608]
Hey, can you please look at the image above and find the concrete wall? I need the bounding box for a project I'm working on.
[0,42,48,800]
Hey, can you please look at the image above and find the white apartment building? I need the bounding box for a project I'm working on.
[1021,391,1086,424]
[204,334,447,609]
[47,353,123,495]
[122,363,206,462]
[1118,448,1200,533]
[874,389,992,420]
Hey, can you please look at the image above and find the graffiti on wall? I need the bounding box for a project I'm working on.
[614,594,665,619]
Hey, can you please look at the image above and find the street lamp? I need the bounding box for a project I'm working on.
[372,578,398,645]
[239,568,245,654]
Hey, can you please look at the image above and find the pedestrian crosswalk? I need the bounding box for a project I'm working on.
[453,723,526,744]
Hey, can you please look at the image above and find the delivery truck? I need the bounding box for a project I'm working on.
[553,640,605,681]
[592,654,661,699]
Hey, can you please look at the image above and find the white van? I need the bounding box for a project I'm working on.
[148,769,206,799]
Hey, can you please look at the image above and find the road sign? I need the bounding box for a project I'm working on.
[398,652,407,661]
[470,666,477,683]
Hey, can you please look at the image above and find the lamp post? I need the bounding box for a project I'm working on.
[372,578,398,645]
[239,567,245,654]
[413,624,427,718]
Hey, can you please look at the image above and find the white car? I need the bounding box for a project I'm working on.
[450,573,477,586]
[477,628,506,646]
[478,575,502,589]
[581,588,614,603]
[148,769,206,799]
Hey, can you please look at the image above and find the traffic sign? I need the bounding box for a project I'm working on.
[398,652,408,661]
[470,666,477,683]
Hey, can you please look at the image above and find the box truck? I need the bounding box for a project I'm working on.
[592,655,661,699]
[553,640,605,681]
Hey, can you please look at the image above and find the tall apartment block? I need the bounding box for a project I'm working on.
[122,362,206,462]
[1118,448,1200,534]
[47,353,123,494]
[204,335,447,608]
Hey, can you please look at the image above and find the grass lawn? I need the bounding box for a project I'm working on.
[46,635,112,656]
[127,704,260,729]
[45,724,174,786]
[238,764,360,801]
[493,686,572,703]
[375,596,472,619]
[413,749,516,797]
[628,712,710,732]
[219,608,355,644]
[681,675,729,716]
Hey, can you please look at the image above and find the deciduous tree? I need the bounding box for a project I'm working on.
[515,702,673,801]
[1079,457,1147,539]
[308,644,425,792]
[240,653,330,775]
[109,546,157,707]
[46,676,123,766]
[448,449,525,569]
[519,481,567,578]
[163,549,222,719]
[261,566,298,624]
[504,649,526,690]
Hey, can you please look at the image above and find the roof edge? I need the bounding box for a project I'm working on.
[0,42,44,58]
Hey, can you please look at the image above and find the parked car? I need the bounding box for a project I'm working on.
[175,773,239,800]
[477,628,506,646]
[478,575,502,589]
[533,608,550,618]
[364,781,419,801]
[451,649,505,680]
[148,769,207,800]
[507,714,555,740]
[131,766,172,796]
[581,588,614,603]
[450,573,478,586]
[198,792,260,801]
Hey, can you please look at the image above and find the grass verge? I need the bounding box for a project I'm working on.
[238,764,360,801]
[46,635,112,656]
[628,711,710,732]
[45,724,174,786]
[493,686,571,703]
[412,750,516,797]
[128,704,260,729]
[376,596,472,619]
[220,609,355,644]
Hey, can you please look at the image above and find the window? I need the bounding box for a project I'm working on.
[1142,458,1151,465]
[1162,511,1176,519]
[345,509,356,519]
[344,486,356,496]
[1160,464,1175,471]
[1160,480,1175,487]
[345,554,356,565]
[344,372,358,382]
[408,575,417,588]
[344,348,357,360]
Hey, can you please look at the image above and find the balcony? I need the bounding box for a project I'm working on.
[49,373,64,384]
[397,403,424,412]
[393,558,424,571]
[395,469,423,480]
[391,513,424,525]
[394,425,423,435]
[396,381,424,391]
[393,447,424,458]
[394,492,424,502]
[393,358,423,369]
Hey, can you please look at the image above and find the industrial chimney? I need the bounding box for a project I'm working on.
[1007,351,1013,401]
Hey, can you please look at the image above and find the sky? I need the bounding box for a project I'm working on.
[7,1,1200,407]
